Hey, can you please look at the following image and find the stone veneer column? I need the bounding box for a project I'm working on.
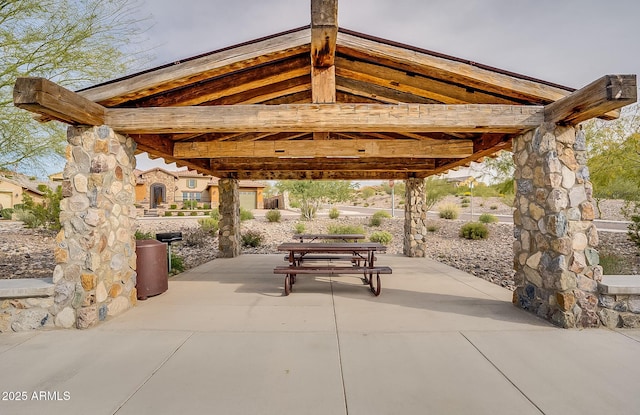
[403,178,427,257]
[512,123,601,328]
[52,125,138,329]
[218,178,241,258]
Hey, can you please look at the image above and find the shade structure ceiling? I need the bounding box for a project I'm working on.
[14,0,636,180]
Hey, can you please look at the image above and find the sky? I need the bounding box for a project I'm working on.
[130,0,640,172]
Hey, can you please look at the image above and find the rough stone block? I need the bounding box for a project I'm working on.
[629,296,640,313]
[577,275,598,293]
[76,306,98,329]
[11,309,50,331]
[598,308,620,328]
[621,313,640,328]
[556,291,576,312]
[551,310,575,328]
[55,307,76,328]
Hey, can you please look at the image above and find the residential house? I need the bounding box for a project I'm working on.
[0,173,51,209]
[134,168,265,210]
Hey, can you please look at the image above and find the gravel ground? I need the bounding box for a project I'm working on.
[1,198,638,291]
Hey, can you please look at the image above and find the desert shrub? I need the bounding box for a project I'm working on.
[461,202,469,208]
[427,224,438,232]
[461,197,470,203]
[198,217,219,236]
[177,211,185,216]
[203,203,211,209]
[182,200,197,210]
[329,207,340,219]
[265,209,281,223]
[293,222,306,234]
[170,204,177,209]
[361,187,376,199]
[241,230,263,247]
[190,211,198,216]
[460,222,489,240]
[240,207,254,221]
[210,208,220,220]
[370,231,392,245]
[164,211,172,217]
[599,253,631,275]
[629,214,640,250]
[478,213,498,224]
[490,205,498,210]
[170,255,185,274]
[328,224,365,239]
[183,228,210,247]
[0,208,13,219]
[134,230,154,240]
[438,203,460,219]
[369,216,382,227]
[373,211,391,219]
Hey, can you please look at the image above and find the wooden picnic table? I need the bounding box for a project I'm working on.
[293,233,365,242]
[275,242,391,296]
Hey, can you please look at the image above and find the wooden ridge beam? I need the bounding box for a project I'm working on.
[174,138,472,159]
[13,77,105,125]
[544,74,637,125]
[106,103,544,134]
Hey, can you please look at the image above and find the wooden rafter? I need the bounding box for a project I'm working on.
[217,171,429,180]
[544,74,636,125]
[208,157,436,171]
[310,0,338,67]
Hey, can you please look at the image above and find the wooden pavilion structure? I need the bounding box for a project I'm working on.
[11,0,637,328]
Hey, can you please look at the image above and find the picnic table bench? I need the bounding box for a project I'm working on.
[293,233,365,242]
[275,241,391,296]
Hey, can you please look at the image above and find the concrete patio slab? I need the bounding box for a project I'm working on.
[116,332,346,415]
[463,330,640,415]
[0,254,638,415]
[339,332,542,415]
[0,330,190,415]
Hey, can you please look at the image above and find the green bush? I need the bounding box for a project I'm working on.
[203,203,211,209]
[438,203,460,219]
[190,211,198,216]
[461,202,469,208]
[164,211,172,217]
[170,255,185,274]
[478,213,498,224]
[241,230,263,247]
[13,209,39,228]
[134,230,154,240]
[0,208,13,219]
[198,217,219,236]
[461,197,470,203]
[629,215,640,250]
[369,216,382,226]
[177,211,185,216]
[182,200,198,210]
[599,253,631,275]
[460,222,489,240]
[294,222,306,234]
[328,224,365,239]
[329,207,340,219]
[266,209,281,223]
[240,207,254,221]
[170,204,177,209]
[210,208,220,220]
[427,224,438,232]
[490,205,498,210]
[373,211,391,219]
[370,231,392,245]
[361,187,376,199]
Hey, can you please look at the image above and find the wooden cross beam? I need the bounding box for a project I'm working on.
[173,139,472,159]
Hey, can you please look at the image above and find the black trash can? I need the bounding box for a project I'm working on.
[135,239,168,300]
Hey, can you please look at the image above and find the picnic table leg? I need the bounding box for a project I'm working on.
[369,271,381,296]
[284,274,294,296]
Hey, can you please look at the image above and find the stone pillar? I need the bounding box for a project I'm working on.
[218,178,241,258]
[403,178,427,257]
[52,125,138,329]
[512,123,601,328]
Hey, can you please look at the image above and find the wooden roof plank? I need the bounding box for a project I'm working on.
[79,28,311,106]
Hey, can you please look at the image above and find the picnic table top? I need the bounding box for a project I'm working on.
[277,242,387,253]
[293,233,365,241]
